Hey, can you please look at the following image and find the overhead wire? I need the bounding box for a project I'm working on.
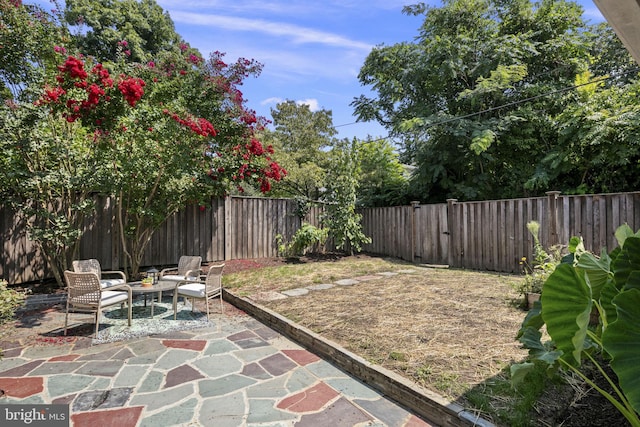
[335,67,640,142]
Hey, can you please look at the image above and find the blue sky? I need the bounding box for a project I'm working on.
[155,0,606,140]
[34,0,608,140]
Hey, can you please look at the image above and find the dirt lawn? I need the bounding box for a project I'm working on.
[220,254,629,427]
[221,254,525,422]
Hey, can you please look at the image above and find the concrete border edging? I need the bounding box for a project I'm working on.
[223,289,495,427]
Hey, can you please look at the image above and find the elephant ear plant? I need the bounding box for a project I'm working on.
[512,224,640,426]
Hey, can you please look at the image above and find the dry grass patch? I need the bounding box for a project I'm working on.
[223,255,528,407]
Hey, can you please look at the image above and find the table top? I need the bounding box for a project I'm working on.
[127,281,177,293]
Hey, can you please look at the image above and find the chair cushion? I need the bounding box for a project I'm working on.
[101,290,129,306]
[161,275,197,282]
[177,283,206,298]
[100,278,126,289]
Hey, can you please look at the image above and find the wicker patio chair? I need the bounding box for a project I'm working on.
[159,256,202,283]
[173,264,224,319]
[63,270,132,338]
[72,259,127,289]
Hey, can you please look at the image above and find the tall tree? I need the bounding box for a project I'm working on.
[64,0,183,62]
[356,138,409,207]
[352,0,613,202]
[261,100,337,200]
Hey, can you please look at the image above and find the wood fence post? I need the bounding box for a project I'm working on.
[224,196,232,261]
[410,201,420,263]
[446,199,458,267]
[546,191,561,246]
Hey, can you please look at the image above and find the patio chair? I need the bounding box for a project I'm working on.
[159,255,202,283]
[72,259,127,289]
[173,264,224,319]
[63,270,132,338]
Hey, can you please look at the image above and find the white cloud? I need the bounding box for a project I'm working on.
[261,97,284,106]
[168,11,372,51]
[296,99,320,111]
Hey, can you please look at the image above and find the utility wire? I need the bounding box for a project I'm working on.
[336,68,640,137]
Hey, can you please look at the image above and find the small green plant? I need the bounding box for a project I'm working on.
[276,223,328,258]
[512,224,640,426]
[0,279,25,325]
[514,221,562,299]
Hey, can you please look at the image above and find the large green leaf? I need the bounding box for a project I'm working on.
[602,289,640,415]
[613,237,640,290]
[576,250,611,299]
[615,223,635,248]
[541,263,591,366]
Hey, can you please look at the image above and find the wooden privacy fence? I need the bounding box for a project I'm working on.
[4,191,640,284]
[361,191,640,273]
[1,196,322,285]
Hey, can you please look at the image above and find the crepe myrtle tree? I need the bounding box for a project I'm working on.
[5,43,285,285]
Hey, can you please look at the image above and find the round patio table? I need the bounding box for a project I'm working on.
[127,280,177,317]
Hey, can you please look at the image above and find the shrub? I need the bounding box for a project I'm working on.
[276,223,328,258]
[0,279,25,325]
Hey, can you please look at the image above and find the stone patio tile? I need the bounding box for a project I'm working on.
[277,382,339,413]
[304,359,349,379]
[282,349,320,366]
[138,370,164,393]
[138,398,198,427]
[0,377,44,398]
[325,378,382,400]
[129,383,193,411]
[253,326,282,341]
[193,354,242,378]
[127,349,166,365]
[295,397,374,426]
[30,361,85,375]
[405,414,436,426]
[286,369,319,394]
[234,337,269,349]
[203,338,238,355]
[126,338,167,356]
[247,398,299,424]
[335,279,359,286]
[47,374,94,397]
[227,330,258,341]
[241,362,271,380]
[357,397,415,427]
[154,349,198,370]
[71,406,143,427]
[22,345,72,359]
[0,359,44,376]
[114,365,149,388]
[72,387,133,411]
[161,339,207,351]
[75,360,124,376]
[199,391,246,427]
[164,364,205,388]
[236,348,279,369]
[2,347,23,358]
[77,346,121,360]
[259,353,298,377]
[49,354,81,362]
[198,374,256,398]
[246,375,289,398]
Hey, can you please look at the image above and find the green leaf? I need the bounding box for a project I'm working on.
[613,236,640,291]
[541,263,592,366]
[615,223,635,248]
[510,362,535,387]
[602,289,640,415]
[576,250,611,299]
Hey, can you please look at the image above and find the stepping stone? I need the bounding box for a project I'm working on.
[353,275,380,281]
[250,291,288,301]
[282,288,309,297]
[397,269,418,274]
[335,279,359,286]
[307,283,334,291]
[376,272,399,277]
